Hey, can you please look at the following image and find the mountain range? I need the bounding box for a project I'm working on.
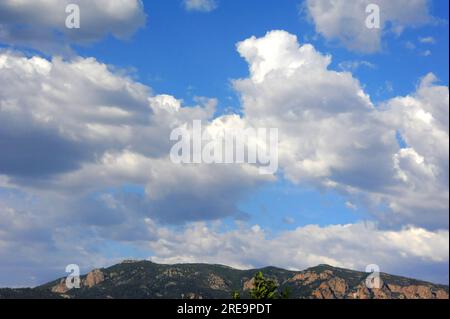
[0,261,448,299]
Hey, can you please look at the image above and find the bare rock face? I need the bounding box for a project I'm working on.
[84,269,105,288]
[289,270,333,285]
[286,268,449,300]
[388,284,432,299]
[208,274,228,290]
[51,269,105,293]
[312,277,348,299]
[387,284,448,299]
[346,283,390,299]
[51,279,69,294]
[348,284,371,299]
[371,287,391,299]
[243,278,255,291]
[434,290,450,299]
[346,283,449,299]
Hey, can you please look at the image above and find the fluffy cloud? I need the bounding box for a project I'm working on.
[0,51,269,226]
[305,0,431,53]
[234,30,448,230]
[149,221,449,284]
[379,73,449,229]
[0,0,146,53]
[183,0,218,12]
[0,52,150,178]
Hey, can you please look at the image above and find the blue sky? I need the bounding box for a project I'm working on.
[0,0,449,287]
[74,0,449,109]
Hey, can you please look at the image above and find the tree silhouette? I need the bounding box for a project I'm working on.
[250,271,278,299]
[231,271,291,299]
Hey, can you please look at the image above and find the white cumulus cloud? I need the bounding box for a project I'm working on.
[0,0,146,53]
[234,30,449,230]
[304,0,432,53]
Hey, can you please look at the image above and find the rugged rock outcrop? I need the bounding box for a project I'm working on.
[84,269,105,288]
[311,277,348,299]
[208,274,228,290]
